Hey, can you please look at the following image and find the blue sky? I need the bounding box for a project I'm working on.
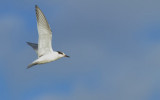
[1,0,160,100]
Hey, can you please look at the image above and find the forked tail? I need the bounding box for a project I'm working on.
[27,62,38,69]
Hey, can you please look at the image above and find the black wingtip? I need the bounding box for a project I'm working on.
[35,5,38,8]
[26,66,30,69]
[26,42,31,45]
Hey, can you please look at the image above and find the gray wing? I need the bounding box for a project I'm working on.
[26,42,38,55]
[35,5,53,57]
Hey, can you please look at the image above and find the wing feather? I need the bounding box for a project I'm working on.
[26,42,38,55]
[35,5,53,57]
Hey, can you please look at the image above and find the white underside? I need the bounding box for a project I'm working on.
[33,51,61,64]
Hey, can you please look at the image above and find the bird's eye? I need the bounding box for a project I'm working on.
[57,51,63,54]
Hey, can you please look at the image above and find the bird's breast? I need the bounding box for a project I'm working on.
[37,54,61,64]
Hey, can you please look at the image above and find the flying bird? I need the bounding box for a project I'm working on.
[27,5,69,68]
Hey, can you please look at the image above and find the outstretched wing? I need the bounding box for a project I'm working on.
[35,5,53,57]
[26,42,38,55]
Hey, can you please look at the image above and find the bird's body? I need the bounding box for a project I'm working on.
[27,5,69,68]
[28,51,62,68]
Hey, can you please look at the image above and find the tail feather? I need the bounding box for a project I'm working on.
[27,62,38,69]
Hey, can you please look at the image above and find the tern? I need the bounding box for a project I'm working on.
[27,5,69,68]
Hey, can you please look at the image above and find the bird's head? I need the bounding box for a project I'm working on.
[57,51,69,58]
